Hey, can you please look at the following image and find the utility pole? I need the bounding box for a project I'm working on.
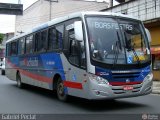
[18,0,21,4]
[45,0,58,21]
[110,0,113,7]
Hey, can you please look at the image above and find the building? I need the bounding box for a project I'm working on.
[0,32,14,55]
[102,0,160,80]
[1,32,14,45]
[15,0,109,35]
[0,32,14,67]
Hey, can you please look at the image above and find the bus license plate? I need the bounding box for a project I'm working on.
[123,86,133,91]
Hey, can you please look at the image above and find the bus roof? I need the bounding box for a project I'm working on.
[6,11,138,43]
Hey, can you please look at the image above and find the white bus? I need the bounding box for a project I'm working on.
[5,12,153,101]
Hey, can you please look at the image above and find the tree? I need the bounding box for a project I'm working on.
[0,33,4,44]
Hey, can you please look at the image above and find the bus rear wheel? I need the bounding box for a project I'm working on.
[1,70,5,75]
[56,78,68,101]
[16,72,23,88]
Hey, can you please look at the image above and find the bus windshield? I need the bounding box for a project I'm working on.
[86,16,151,66]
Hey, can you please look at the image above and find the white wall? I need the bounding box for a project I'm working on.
[15,0,109,34]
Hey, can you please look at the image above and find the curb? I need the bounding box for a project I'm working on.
[152,80,160,95]
[152,91,160,94]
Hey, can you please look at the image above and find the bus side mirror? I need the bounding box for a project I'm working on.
[145,28,151,43]
[74,21,83,42]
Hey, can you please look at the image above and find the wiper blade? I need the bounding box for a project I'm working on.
[112,42,118,69]
[112,32,121,69]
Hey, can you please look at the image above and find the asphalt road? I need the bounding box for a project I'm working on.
[0,74,160,114]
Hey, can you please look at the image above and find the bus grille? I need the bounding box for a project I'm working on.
[111,83,142,94]
[112,71,141,79]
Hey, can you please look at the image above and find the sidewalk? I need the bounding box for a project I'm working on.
[152,80,160,95]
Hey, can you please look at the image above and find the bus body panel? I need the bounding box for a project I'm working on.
[60,54,89,99]
[6,53,66,90]
[5,12,153,100]
[86,65,152,100]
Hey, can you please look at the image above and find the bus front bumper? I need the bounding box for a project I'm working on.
[88,73,153,100]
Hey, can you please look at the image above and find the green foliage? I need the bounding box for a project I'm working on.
[0,33,4,44]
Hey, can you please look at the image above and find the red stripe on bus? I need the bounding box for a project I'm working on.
[20,69,52,83]
[63,81,83,89]
[6,59,52,83]
[109,82,142,86]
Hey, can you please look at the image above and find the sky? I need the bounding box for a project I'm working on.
[0,0,119,34]
[0,0,38,33]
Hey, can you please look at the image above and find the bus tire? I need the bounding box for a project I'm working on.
[16,72,23,88]
[1,70,5,75]
[56,77,68,101]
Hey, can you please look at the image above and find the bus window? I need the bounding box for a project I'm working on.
[66,21,85,68]
[55,25,64,49]
[35,32,41,52]
[11,42,17,56]
[68,29,80,66]
[6,43,10,56]
[40,30,48,52]
[80,40,86,68]
[18,38,25,55]
[48,25,64,51]
[48,27,57,50]
[26,35,33,54]
[36,30,47,52]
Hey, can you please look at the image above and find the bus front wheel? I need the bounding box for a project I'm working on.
[56,78,68,101]
[16,72,23,88]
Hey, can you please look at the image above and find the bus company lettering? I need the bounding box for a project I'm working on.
[46,61,55,65]
[20,58,38,67]
[94,22,133,31]
[27,58,38,67]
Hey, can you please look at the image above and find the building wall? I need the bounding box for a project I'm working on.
[2,32,14,45]
[103,0,160,22]
[103,0,160,80]
[148,26,160,46]
[102,0,160,48]
[15,0,109,34]
[0,32,14,58]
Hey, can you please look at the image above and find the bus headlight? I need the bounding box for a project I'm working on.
[89,74,109,85]
[144,72,153,82]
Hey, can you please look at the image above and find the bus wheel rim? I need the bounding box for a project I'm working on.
[58,83,64,96]
[17,78,21,86]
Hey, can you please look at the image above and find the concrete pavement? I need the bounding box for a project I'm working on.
[152,80,160,95]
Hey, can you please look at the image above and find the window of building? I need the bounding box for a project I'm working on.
[121,9,128,15]
[153,54,160,70]
[18,38,25,55]
[26,35,33,54]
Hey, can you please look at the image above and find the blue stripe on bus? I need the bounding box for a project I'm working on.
[7,53,68,93]
[95,65,151,83]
